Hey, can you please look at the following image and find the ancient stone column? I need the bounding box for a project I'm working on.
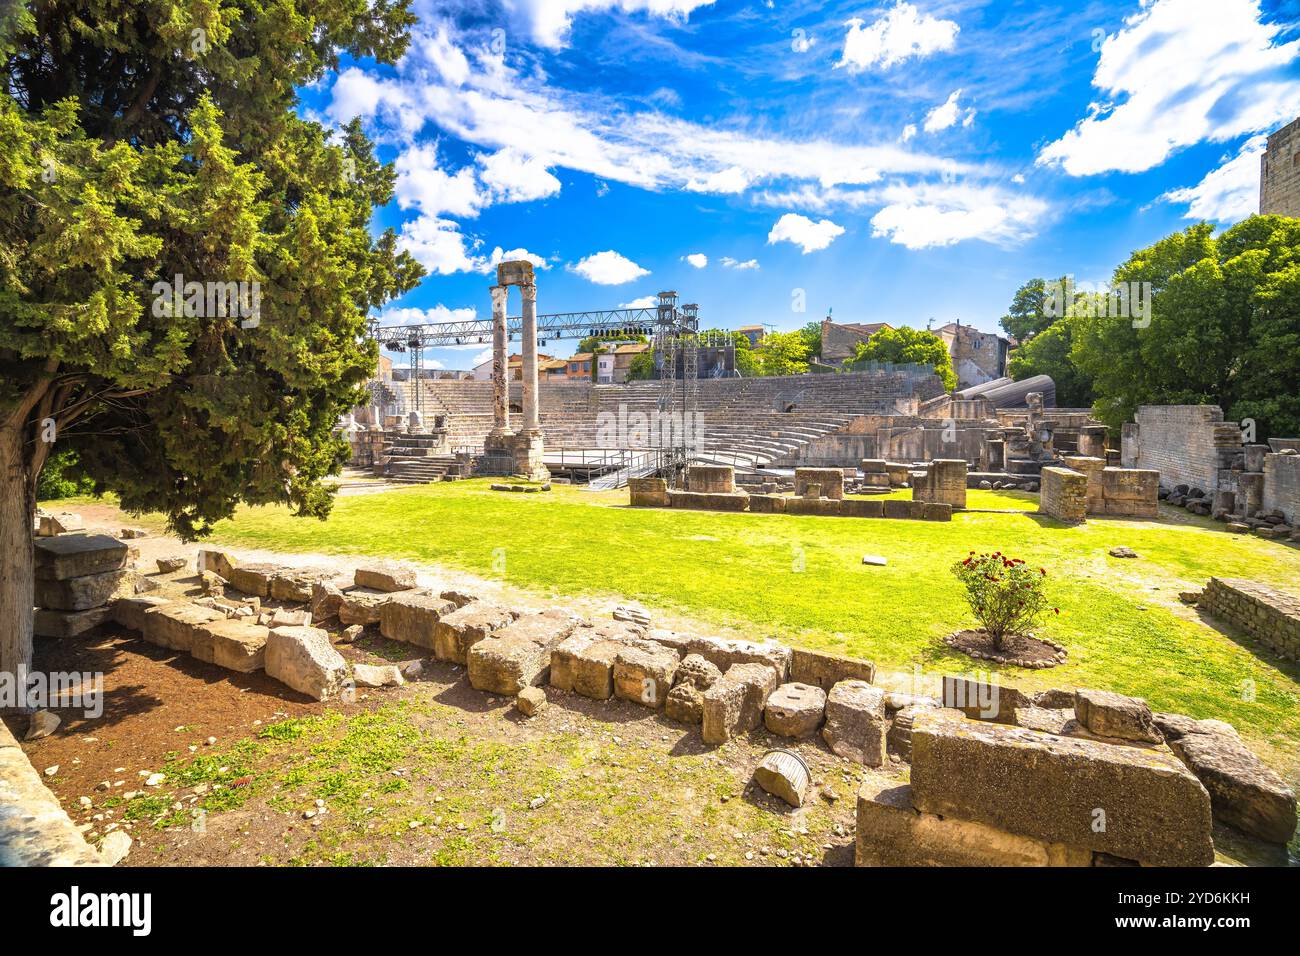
[489,284,511,441]
[521,280,540,434]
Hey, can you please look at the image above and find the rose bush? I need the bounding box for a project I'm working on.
[951,551,1057,649]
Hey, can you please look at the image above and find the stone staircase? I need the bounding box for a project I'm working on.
[378,432,461,484]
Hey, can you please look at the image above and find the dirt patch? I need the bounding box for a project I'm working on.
[943,629,1067,669]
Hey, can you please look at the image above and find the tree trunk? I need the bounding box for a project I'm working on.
[0,423,35,710]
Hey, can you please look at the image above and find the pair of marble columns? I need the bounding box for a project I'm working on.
[488,280,540,439]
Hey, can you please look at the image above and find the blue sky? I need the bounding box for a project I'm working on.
[298,0,1300,372]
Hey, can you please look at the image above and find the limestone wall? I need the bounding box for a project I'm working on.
[1039,467,1087,523]
[1121,405,1240,492]
[1262,452,1300,524]
[1200,578,1300,663]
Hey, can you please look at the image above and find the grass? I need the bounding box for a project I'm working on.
[56,480,1300,772]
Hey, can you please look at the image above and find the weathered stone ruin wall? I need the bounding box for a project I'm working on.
[1199,578,1300,663]
[1260,115,1300,218]
[1262,452,1300,525]
[911,459,967,509]
[1121,405,1239,492]
[1061,456,1159,518]
[0,719,101,865]
[1038,467,1087,523]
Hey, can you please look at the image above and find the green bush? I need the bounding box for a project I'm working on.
[37,449,97,501]
[950,551,1057,648]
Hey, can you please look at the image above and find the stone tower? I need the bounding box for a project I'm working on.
[1260,116,1300,218]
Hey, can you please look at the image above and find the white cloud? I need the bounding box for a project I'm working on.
[477,147,562,204]
[395,143,484,218]
[619,295,659,308]
[686,165,751,194]
[488,247,552,271]
[720,256,759,270]
[507,0,716,49]
[571,250,651,284]
[375,304,477,328]
[837,2,959,72]
[923,89,964,133]
[684,253,708,268]
[398,216,484,275]
[1161,135,1265,223]
[900,124,917,143]
[869,181,1047,250]
[1037,0,1300,176]
[767,213,846,253]
[470,348,492,367]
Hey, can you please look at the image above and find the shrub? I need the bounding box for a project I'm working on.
[951,551,1057,649]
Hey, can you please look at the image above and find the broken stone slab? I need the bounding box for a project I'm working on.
[196,549,239,580]
[468,609,581,696]
[34,568,129,612]
[1156,715,1296,845]
[549,621,643,699]
[36,512,84,536]
[310,581,344,623]
[701,663,780,745]
[265,626,348,701]
[34,534,127,581]
[97,830,133,866]
[861,554,887,566]
[340,624,364,644]
[613,641,680,708]
[855,774,1093,867]
[227,563,278,598]
[191,619,269,673]
[112,595,173,632]
[940,674,1030,723]
[753,749,811,808]
[33,606,113,638]
[269,569,325,603]
[683,635,791,680]
[438,588,478,609]
[25,710,61,741]
[379,591,456,649]
[142,603,226,652]
[1012,706,1075,736]
[665,682,705,724]
[822,680,888,766]
[763,682,827,738]
[352,663,405,689]
[886,703,948,762]
[156,556,188,574]
[909,710,1214,866]
[516,686,546,716]
[433,601,518,664]
[788,647,875,690]
[674,653,722,690]
[1074,688,1161,743]
[270,607,312,628]
[1031,688,1076,709]
[354,564,418,592]
[337,587,391,627]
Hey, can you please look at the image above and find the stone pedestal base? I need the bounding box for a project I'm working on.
[510,431,550,482]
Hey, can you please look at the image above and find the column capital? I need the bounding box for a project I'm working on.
[519,281,537,302]
[490,284,508,307]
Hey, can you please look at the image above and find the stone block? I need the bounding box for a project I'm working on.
[912,458,967,509]
[354,564,418,592]
[909,710,1214,866]
[764,682,826,737]
[34,569,128,611]
[629,477,669,507]
[784,496,842,517]
[1012,706,1074,736]
[860,459,887,474]
[337,587,391,627]
[747,494,786,514]
[270,607,311,627]
[754,749,811,807]
[34,534,127,581]
[840,498,884,518]
[1073,688,1161,743]
[795,467,844,500]
[516,686,546,716]
[701,663,780,744]
[683,635,791,680]
[196,550,239,580]
[227,563,277,598]
[688,464,736,494]
[142,603,225,652]
[822,680,887,765]
[434,601,517,663]
[940,675,1030,723]
[36,512,83,536]
[33,606,112,638]
[668,489,749,512]
[918,502,952,521]
[1039,467,1088,524]
[352,663,404,688]
[674,653,722,690]
[882,499,916,520]
[549,621,641,699]
[613,641,679,708]
[855,775,1092,867]
[789,647,875,690]
[665,683,704,724]
[112,595,173,632]
[193,619,269,672]
[379,591,456,649]
[268,569,322,603]
[310,581,344,623]
[468,610,580,695]
[265,626,347,701]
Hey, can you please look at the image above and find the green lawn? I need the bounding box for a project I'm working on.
[176,479,1300,773]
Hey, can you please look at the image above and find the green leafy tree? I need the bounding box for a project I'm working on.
[0,2,422,678]
[999,277,1064,342]
[1007,318,1095,407]
[852,326,957,391]
[797,320,822,360]
[1070,217,1300,435]
[756,330,811,376]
